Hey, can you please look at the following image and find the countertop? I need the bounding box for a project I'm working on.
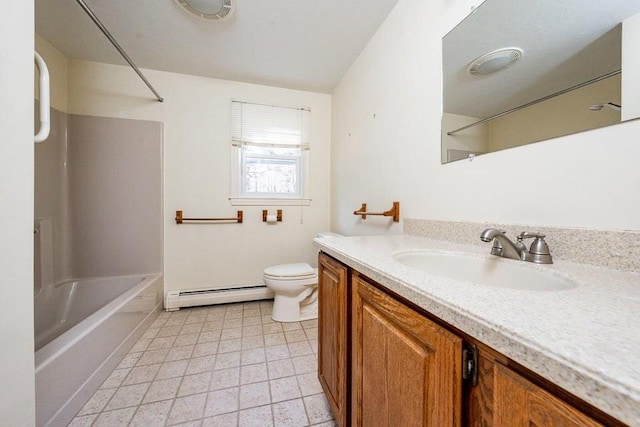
[314,234,640,426]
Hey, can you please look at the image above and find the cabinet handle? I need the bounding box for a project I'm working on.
[463,345,478,386]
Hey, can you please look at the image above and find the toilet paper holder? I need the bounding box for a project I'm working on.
[262,209,283,222]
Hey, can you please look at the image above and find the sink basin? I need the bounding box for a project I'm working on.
[393,251,577,291]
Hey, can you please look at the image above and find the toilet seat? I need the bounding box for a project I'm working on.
[263,275,317,288]
[263,263,317,281]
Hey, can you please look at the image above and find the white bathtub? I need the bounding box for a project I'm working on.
[35,274,164,427]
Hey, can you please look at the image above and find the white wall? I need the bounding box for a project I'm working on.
[0,2,36,425]
[65,59,331,292]
[332,0,640,234]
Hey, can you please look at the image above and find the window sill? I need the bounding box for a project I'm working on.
[229,197,312,206]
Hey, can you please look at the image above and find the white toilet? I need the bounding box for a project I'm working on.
[263,232,342,322]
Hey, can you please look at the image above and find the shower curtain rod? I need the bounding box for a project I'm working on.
[75,0,164,102]
[447,69,621,135]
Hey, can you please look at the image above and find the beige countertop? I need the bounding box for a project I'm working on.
[314,234,640,426]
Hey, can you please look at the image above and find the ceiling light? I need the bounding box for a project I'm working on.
[174,0,234,21]
[466,48,524,75]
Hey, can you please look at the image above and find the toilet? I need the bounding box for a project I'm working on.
[263,232,342,322]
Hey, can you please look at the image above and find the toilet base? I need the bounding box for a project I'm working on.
[271,289,318,323]
[298,300,318,322]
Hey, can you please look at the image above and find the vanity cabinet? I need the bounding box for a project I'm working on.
[466,349,606,426]
[352,273,463,426]
[492,363,603,427]
[318,252,622,427]
[317,253,350,427]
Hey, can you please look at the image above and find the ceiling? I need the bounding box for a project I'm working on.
[35,0,400,94]
[443,0,640,119]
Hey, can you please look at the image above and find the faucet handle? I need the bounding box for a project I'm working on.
[519,231,553,263]
[518,231,546,241]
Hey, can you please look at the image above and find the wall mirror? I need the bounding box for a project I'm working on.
[441,0,640,164]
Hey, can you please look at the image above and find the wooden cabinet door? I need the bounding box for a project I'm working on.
[494,363,603,427]
[352,274,463,427]
[318,253,349,427]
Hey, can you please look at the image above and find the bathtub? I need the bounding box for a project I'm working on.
[35,274,164,427]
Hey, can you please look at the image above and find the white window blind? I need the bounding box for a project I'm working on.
[232,101,311,149]
[230,100,312,204]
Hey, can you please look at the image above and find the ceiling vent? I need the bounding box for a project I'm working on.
[174,0,234,21]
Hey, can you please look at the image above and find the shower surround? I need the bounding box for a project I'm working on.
[34,107,164,426]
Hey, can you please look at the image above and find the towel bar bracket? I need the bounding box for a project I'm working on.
[353,201,400,222]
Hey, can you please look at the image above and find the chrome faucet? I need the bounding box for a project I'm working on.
[480,228,553,264]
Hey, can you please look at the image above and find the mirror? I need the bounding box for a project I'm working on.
[441,0,640,164]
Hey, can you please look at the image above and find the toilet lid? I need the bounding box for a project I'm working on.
[264,263,316,280]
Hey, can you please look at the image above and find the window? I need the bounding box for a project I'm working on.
[230,101,311,205]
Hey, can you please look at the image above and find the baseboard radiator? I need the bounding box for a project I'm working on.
[165,284,274,311]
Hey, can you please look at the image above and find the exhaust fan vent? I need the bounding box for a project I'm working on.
[467,47,523,75]
[174,0,234,21]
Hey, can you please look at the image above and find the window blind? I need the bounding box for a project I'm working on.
[232,101,310,149]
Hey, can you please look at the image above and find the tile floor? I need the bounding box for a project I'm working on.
[68,300,335,427]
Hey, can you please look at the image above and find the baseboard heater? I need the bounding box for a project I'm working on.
[165,284,274,311]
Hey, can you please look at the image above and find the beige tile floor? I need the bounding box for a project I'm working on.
[68,300,335,427]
